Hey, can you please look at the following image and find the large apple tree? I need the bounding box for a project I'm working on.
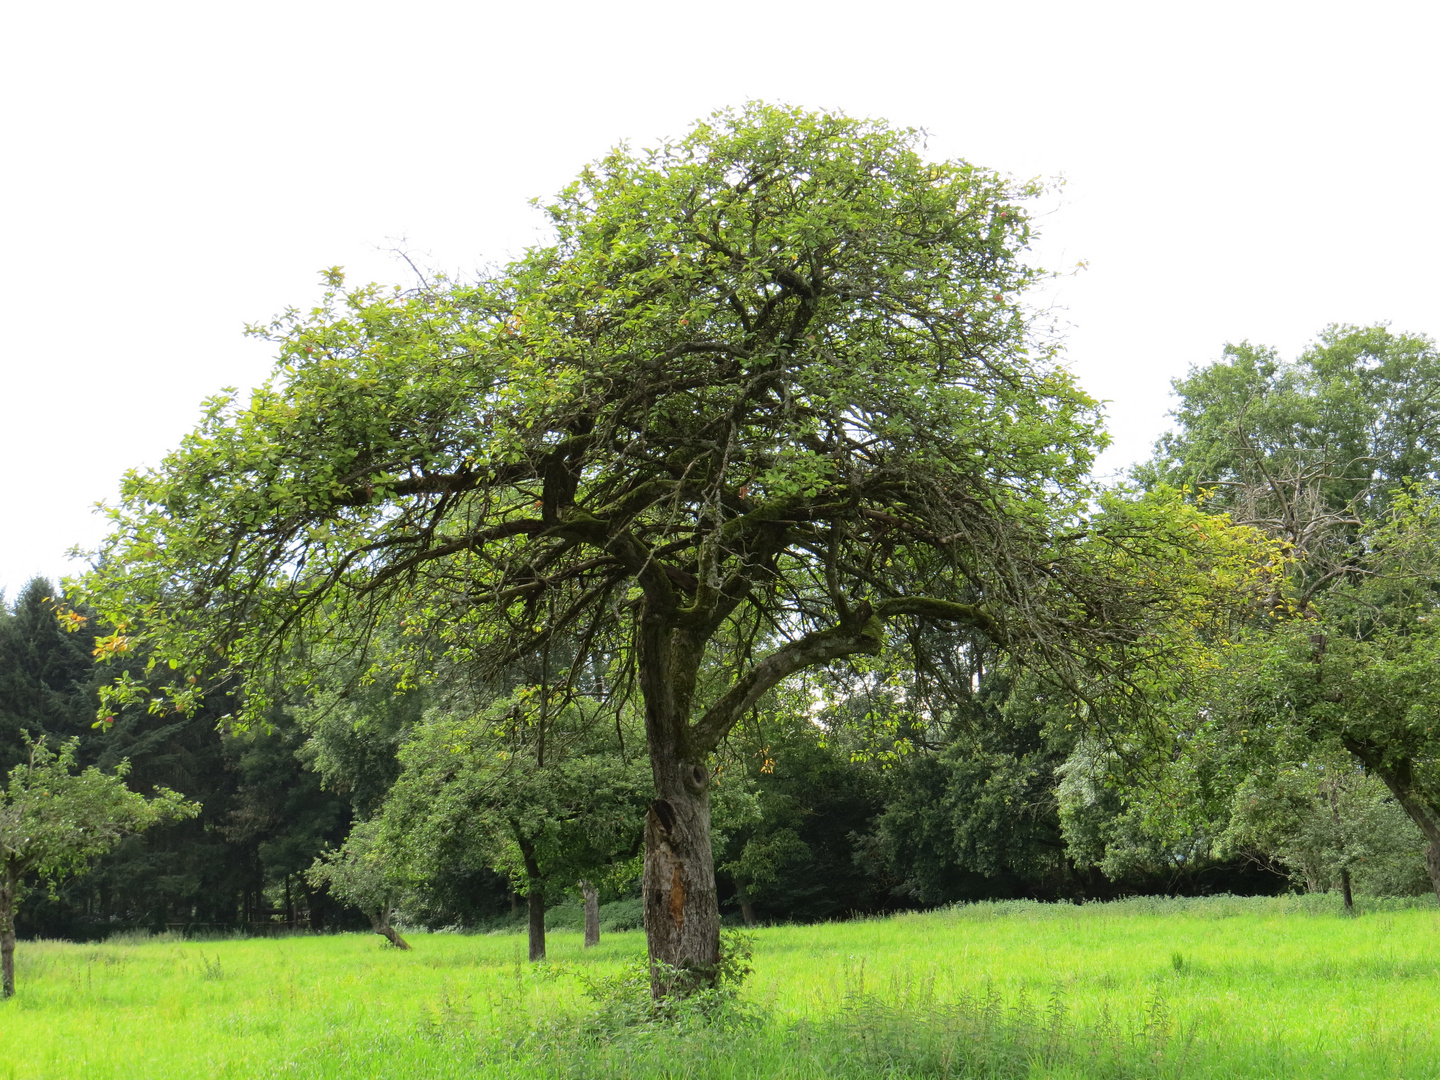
[83,104,1254,994]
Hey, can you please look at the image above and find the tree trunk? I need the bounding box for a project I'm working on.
[1327,782,1356,914]
[527,883,546,962]
[580,879,600,948]
[516,835,547,962]
[636,611,722,998]
[1425,842,1440,901]
[367,902,411,950]
[1,864,16,998]
[304,881,324,931]
[1342,737,1440,901]
[643,762,720,997]
[739,896,757,928]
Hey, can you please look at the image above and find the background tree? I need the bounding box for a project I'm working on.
[1221,753,1430,906]
[0,737,195,995]
[0,579,101,774]
[1132,326,1440,897]
[307,818,411,949]
[371,691,649,961]
[874,671,1077,903]
[83,104,1262,994]
[2,581,292,936]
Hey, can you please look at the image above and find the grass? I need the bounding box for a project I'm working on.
[3,894,1439,1078]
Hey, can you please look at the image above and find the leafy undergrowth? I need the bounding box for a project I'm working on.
[3,894,1438,1079]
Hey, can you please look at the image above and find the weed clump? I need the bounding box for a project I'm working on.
[576,931,761,1037]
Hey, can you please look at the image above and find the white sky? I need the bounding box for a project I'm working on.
[2,0,1436,601]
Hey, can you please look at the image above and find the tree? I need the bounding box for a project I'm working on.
[874,672,1076,903]
[307,818,411,949]
[1137,326,1440,897]
[0,579,101,775]
[0,737,195,996]
[372,691,649,961]
[1221,753,1430,906]
[84,104,1256,995]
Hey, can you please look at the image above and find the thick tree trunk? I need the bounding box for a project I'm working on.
[1339,867,1354,913]
[527,883,546,962]
[643,759,720,997]
[580,879,600,948]
[1,866,16,998]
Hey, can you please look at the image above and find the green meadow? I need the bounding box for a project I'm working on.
[3,895,1439,1079]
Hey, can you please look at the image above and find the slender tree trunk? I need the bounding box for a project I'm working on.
[303,881,323,931]
[527,884,546,962]
[580,879,600,948]
[1,864,17,998]
[1328,782,1356,914]
[516,834,546,962]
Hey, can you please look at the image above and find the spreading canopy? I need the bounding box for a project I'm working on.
[82,104,1267,988]
[84,106,1194,728]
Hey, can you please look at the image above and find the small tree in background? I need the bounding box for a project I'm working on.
[374,693,650,962]
[307,818,412,949]
[0,736,196,996]
[1223,756,1430,907]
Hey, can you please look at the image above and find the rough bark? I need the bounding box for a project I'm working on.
[1339,867,1354,913]
[643,778,720,996]
[1,865,16,998]
[580,879,600,948]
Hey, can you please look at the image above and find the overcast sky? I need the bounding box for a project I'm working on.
[2,1,1436,601]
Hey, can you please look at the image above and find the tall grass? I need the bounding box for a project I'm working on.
[2,894,1437,1079]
